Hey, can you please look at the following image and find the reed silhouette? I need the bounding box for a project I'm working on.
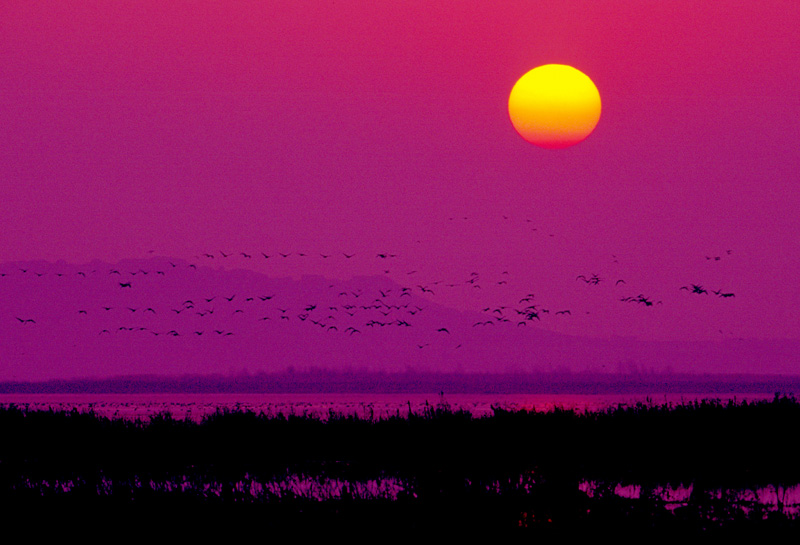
[1,395,800,534]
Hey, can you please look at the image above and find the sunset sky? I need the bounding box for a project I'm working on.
[2,1,799,345]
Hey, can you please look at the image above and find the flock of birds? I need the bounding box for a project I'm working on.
[3,245,738,352]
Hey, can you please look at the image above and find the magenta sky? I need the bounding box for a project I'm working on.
[2,1,799,342]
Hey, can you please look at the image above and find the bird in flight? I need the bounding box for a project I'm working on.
[576,274,601,285]
[621,294,659,306]
[680,284,708,295]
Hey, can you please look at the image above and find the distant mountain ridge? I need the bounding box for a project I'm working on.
[1,258,798,381]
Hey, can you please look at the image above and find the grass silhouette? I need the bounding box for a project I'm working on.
[1,394,799,534]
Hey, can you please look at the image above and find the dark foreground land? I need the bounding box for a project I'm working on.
[2,395,800,535]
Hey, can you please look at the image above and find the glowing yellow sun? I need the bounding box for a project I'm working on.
[508,64,601,149]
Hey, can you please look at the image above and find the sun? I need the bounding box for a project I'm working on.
[508,64,601,149]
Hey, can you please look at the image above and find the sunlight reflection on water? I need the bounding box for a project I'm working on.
[18,474,408,501]
[578,480,800,517]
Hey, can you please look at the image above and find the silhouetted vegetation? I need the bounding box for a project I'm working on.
[2,394,800,534]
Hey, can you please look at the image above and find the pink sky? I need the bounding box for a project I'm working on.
[1,1,799,344]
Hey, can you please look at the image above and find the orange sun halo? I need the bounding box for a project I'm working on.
[508,64,601,149]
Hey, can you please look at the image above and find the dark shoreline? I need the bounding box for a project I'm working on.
[3,370,800,394]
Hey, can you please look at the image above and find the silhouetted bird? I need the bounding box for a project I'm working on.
[680,284,708,295]
[712,289,735,298]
